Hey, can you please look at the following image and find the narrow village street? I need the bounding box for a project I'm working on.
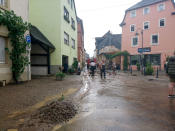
[0,71,175,131]
[1,0,175,131]
[55,71,175,131]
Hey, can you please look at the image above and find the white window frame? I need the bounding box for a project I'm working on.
[130,24,135,32]
[64,32,69,45]
[0,0,8,9]
[71,17,75,30]
[143,7,150,15]
[130,10,136,18]
[157,3,165,12]
[131,36,138,47]
[0,0,5,6]
[143,21,150,30]
[151,34,159,45]
[0,36,6,64]
[71,38,75,49]
[159,18,165,27]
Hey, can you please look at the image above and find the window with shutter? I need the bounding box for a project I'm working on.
[0,0,8,9]
[0,37,5,63]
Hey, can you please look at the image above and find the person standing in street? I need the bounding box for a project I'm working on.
[99,60,106,79]
[112,62,116,75]
[90,60,96,76]
[77,62,81,75]
[167,55,175,98]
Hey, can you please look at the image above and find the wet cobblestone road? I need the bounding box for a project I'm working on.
[56,72,175,131]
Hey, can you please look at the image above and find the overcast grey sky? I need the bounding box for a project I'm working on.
[75,0,141,57]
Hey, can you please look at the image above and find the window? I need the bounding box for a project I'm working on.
[158,3,165,11]
[130,55,140,65]
[71,38,75,49]
[0,37,5,63]
[71,18,75,30]
[144,22,149,30]
[130,25,135,32]
[151,34,158,45]
[71,0,73,9]
[0,0,8,8]
[64,7,70,23]
[0,0,4,6]
[143,7,150,15]
[151,54,161,65]
[159,18,165,27]
[132,36,138,47]
[130,10,136,18]
[144,54,161,65]
[64,32,69,45]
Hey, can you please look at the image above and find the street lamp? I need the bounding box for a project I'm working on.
[135,29,144,74]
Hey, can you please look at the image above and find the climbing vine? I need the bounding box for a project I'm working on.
[0,10,30,83]
[104,51,130,70]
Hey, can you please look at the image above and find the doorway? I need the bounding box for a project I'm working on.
[62,55,68,73]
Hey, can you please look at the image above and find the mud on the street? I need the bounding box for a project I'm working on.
[19,100,78,131]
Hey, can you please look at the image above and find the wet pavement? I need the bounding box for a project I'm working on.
[0,75,82,130]
[56,72,175,131]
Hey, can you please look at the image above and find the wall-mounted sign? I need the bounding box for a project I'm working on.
[26,35,31,43]
[138,47,151,53]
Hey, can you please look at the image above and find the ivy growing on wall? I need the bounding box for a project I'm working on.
[0,10,30,83]
[104,51,130,71]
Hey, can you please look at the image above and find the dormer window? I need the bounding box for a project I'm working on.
[157,3,165,11]
[143,7,150,15]
[130,10,136,18]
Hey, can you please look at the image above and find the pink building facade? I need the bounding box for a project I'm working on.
[120,0,175,70]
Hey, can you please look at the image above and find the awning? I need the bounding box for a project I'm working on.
[30,25,55,52]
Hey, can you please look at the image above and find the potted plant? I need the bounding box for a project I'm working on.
[136,63,140,71]
[145,63,154,75]
[56,72,66,81]
[68,68,75,75]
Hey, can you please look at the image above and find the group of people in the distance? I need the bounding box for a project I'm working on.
[87,60,119,79]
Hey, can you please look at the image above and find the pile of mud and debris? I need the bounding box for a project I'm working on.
[23,100,78,128]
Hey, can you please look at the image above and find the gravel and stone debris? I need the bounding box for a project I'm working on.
[31,100,78,125]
